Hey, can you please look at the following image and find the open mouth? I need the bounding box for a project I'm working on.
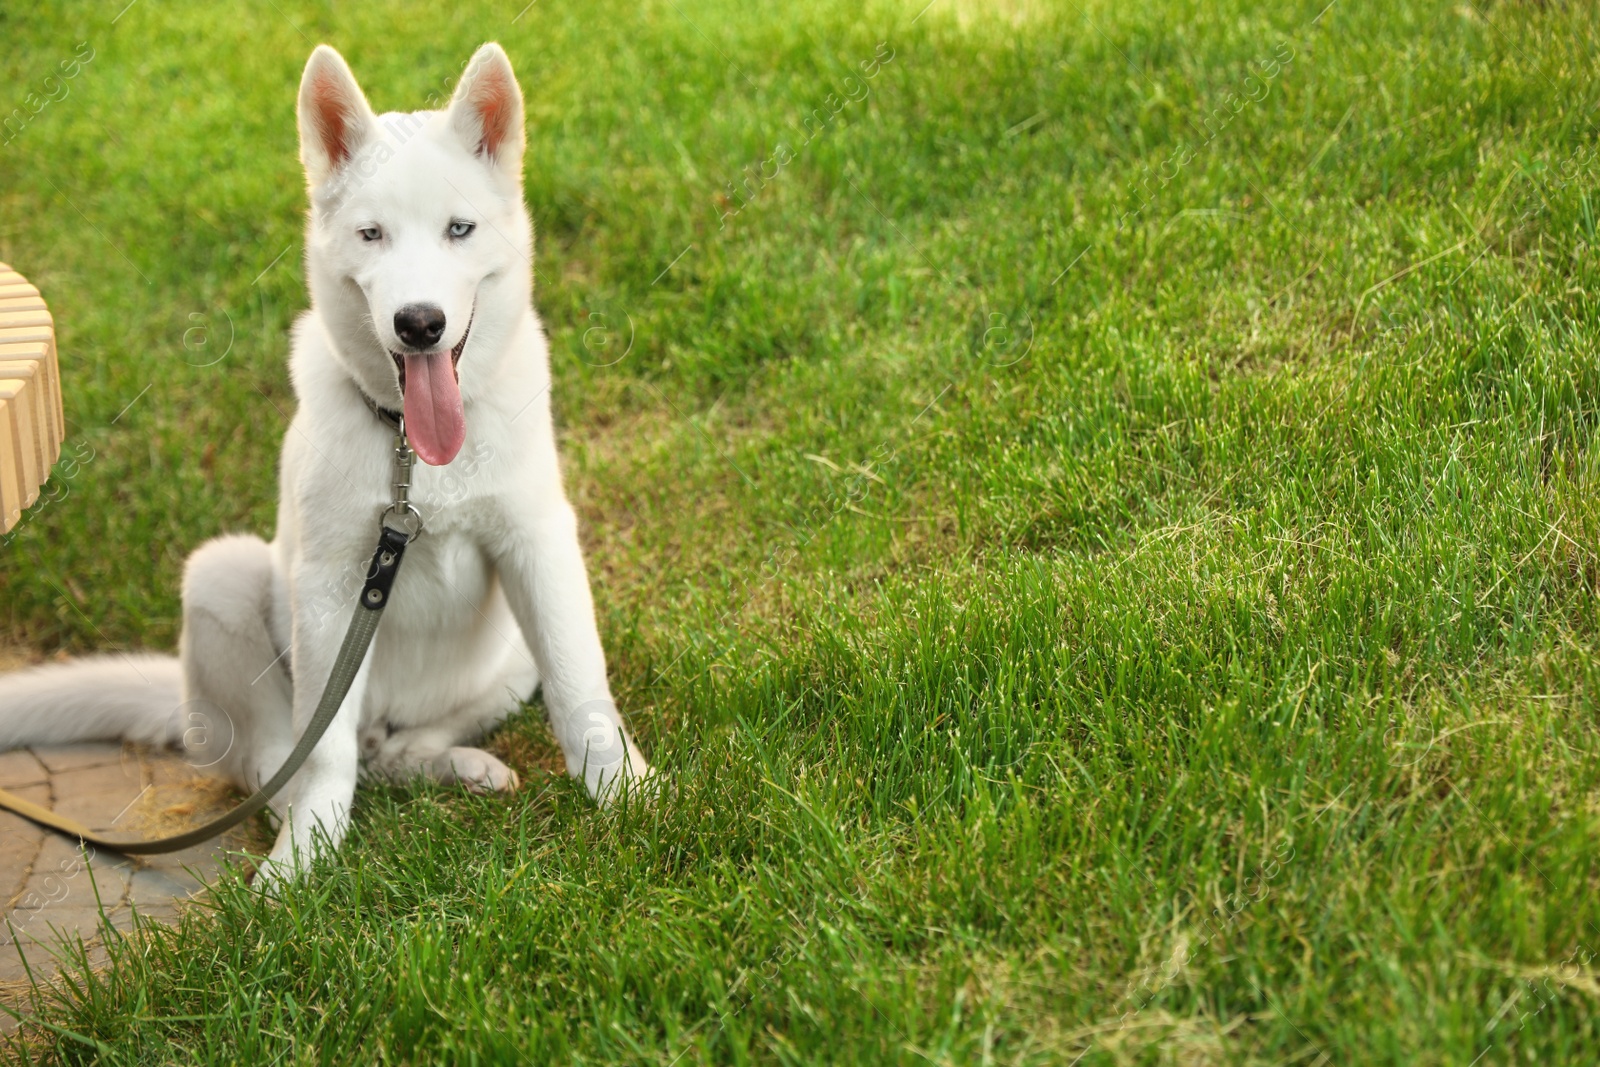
[390,313,473,466]
[391,317,472,394]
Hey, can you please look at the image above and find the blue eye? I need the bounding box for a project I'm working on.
[359,226,382,242]
[448,220,475,239]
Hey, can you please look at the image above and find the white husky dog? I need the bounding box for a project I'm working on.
[0,43,652,876]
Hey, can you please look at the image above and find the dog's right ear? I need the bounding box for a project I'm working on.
[297,45,380,188]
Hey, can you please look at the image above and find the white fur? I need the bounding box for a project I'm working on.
[0,43,652,880]
[0,654,183,748]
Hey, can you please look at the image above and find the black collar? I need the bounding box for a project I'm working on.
[362,390,403,432]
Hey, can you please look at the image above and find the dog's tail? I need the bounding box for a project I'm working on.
[0,654,184,750]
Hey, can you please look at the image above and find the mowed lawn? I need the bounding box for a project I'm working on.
[4,0,1600,1061]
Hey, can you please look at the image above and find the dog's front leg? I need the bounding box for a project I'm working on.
[259,559,372,882]
[494,502,652,804]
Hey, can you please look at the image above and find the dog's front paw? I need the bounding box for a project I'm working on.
[254,837,314,893]
[253,854,297,893]
[255,811,341,888]
[583,741,657,808]
[435,746,521,794]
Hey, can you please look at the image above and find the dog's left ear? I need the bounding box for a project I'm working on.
[447,43,525,179]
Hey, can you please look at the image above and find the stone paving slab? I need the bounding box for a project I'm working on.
[0,751,45,788]
[31,743,126,774]
[0,740,262,1030]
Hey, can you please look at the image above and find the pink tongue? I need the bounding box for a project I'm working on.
[402,350,465,466]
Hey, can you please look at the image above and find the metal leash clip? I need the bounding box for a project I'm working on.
[381,416,425,541]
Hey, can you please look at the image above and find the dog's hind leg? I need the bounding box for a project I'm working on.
[364,682,528,793]
[179,534,295,805]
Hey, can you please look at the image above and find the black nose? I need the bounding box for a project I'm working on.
[394,304,446,349]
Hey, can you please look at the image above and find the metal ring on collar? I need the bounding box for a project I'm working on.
[382,501,425,540]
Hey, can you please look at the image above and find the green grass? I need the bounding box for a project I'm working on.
[4,0,1600,1061]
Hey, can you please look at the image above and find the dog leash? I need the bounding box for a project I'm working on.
[0,413,425,856]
